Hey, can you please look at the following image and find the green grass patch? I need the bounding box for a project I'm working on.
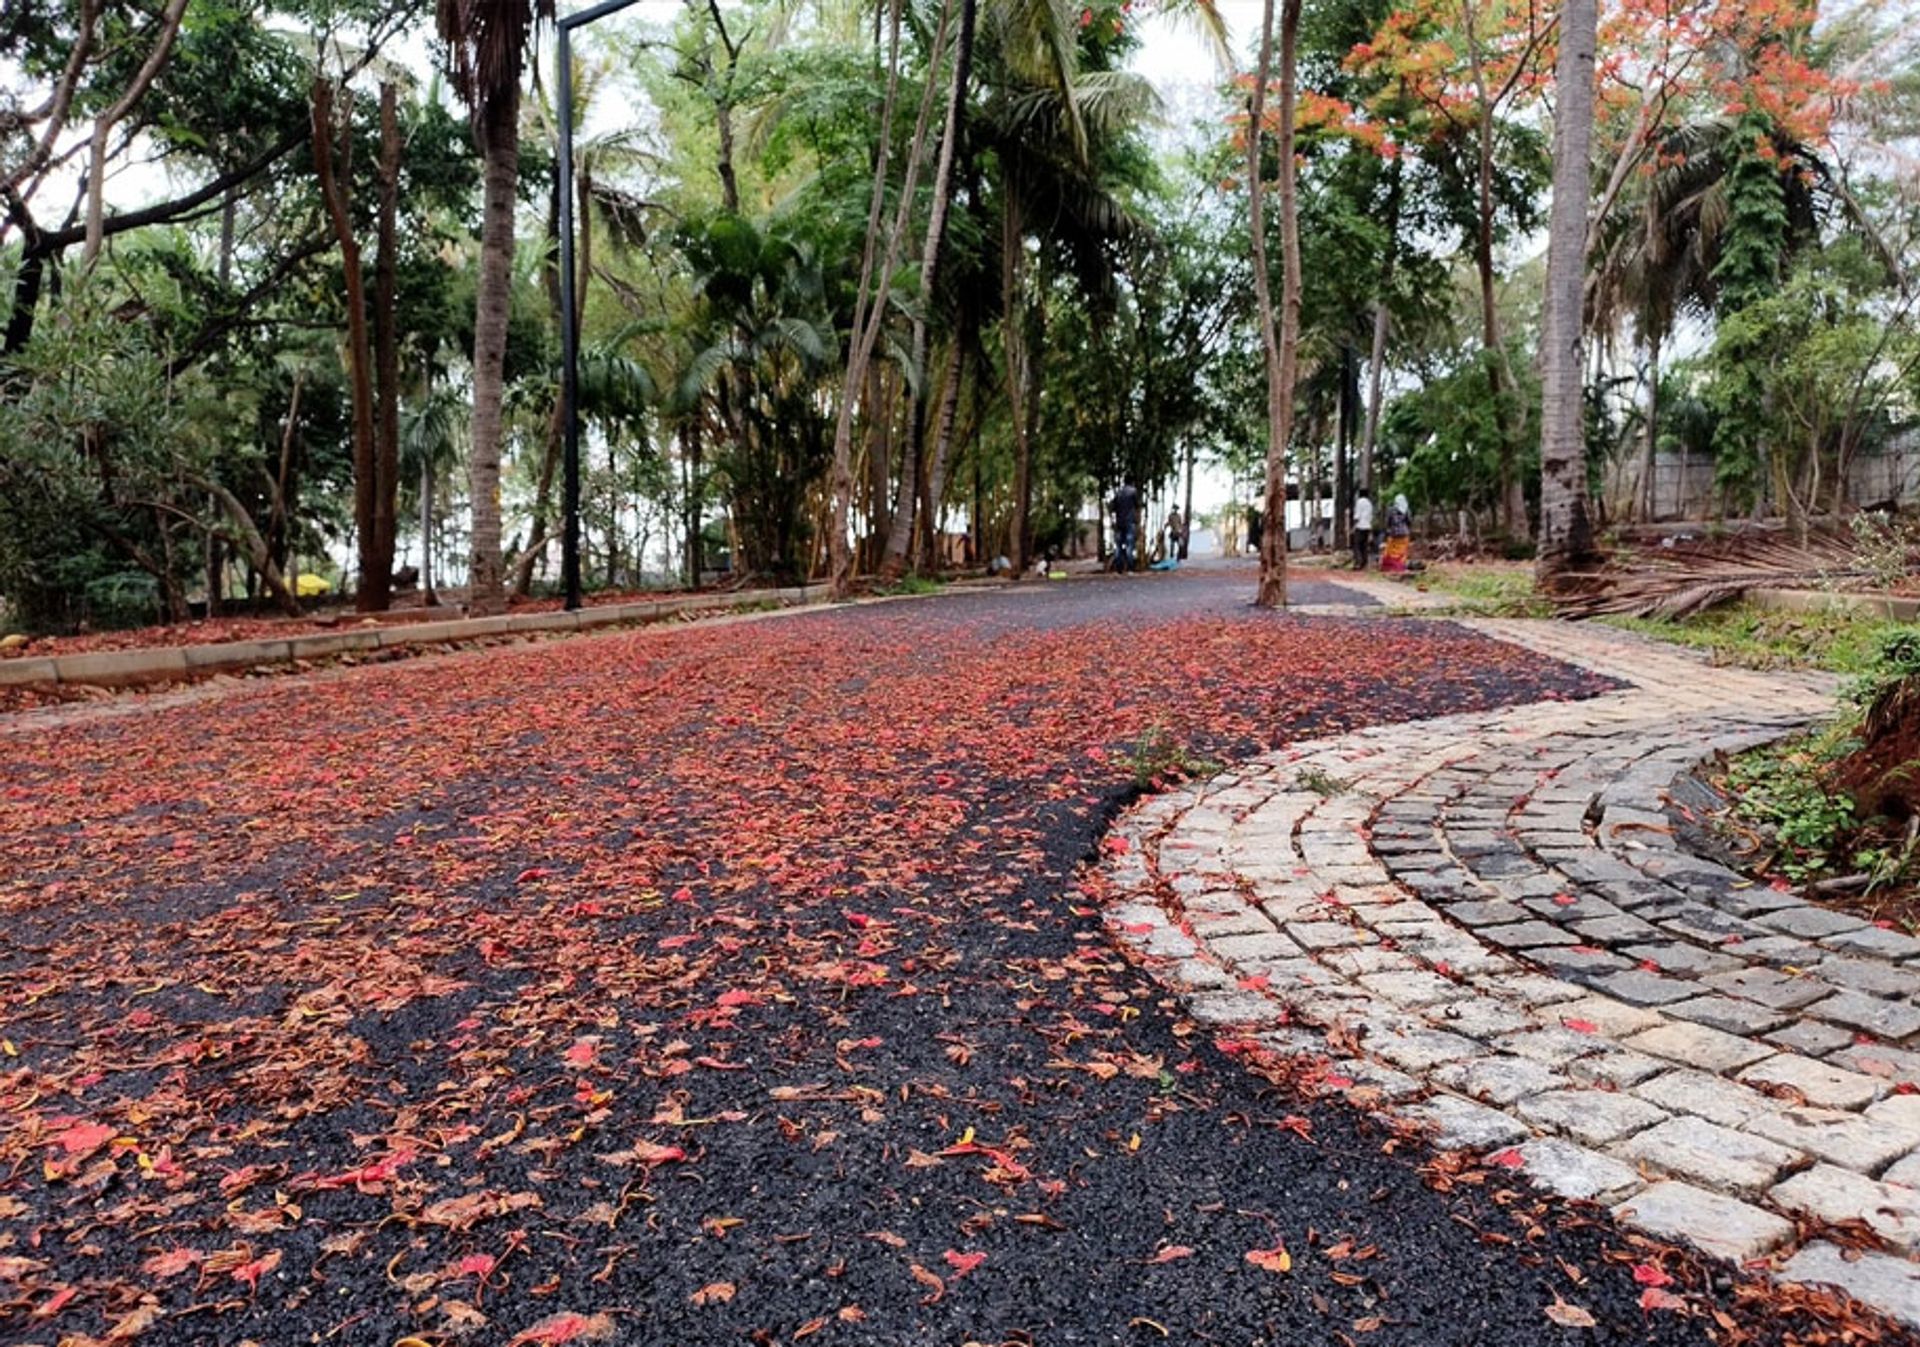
[1121,726,1222,790]
[1294,766,1350,797]
[1603,603,1913,674]
[1407,563,1553,617]
[877,574,946,597]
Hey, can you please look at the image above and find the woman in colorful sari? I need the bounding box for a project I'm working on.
[1381,494,1413,573]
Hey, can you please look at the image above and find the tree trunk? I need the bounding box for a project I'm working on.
[864,359,895,571]
[919,341,969,571]
[268,369,303,575]
[1637,332,1660,521]
[514,401,564,595]
[156,519,187,624]
[4,250,45,355]
[1180,438,1195,560]
[200,478,302,617]
[311,79,386,612]
[1472,110,1530,542]
[827,0,955,596]
[205,525,224,618]
[420,451,437,605]
[1359,158,1403,493]
[3,2,97,199]
[1247,0,1298,608]
[1333,347,1351,550]
[705,0,743,215]
[372,82,402,606]
[881,0,976,581]
[1535,0,1597,582]
[827,0,907,596]
[514,132,572,600]
[466,84,521,616]
[683,418,705,586]
[913,343,960,567]
[1003,193,1036,575]
[218,190,237,288]
[82,0,189,266]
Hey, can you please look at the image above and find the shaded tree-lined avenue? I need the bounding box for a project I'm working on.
[0,575,1869,1345]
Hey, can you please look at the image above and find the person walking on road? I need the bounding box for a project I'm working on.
[1165,506,1185,565]
[1109,483,1140,573]
[1351,491,1374,571]
[1382,493,1413,573]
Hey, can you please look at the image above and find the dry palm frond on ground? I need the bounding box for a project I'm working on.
[1551,528,1913,620]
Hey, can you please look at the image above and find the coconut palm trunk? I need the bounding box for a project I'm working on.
[828,0,955,596]
[1536,0,1598,582]
[438,0,552,615]
[880,0,976,581]
[466,88,518,614]
[1002,181,1043,575]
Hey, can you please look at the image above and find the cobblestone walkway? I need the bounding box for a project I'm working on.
[1105,615,1920,1328]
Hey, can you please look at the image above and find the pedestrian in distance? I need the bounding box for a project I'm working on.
[1382,493,1413,573]
[1351,490,1373,571]
[1165,506,1185,565]
[1109,482,1140,573]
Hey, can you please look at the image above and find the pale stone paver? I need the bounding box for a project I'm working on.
[1100,611,1920,1324]
[1615,1182,1796,1263]
[1780,1244,1920,1330]
[1772,1166,1920,1254]
[1618,1116,1802,1196]
[1510,1137,1643,1203]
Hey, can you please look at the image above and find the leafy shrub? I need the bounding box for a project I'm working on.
[1847,511,1918,590]
[1844,626,1920,708]
[1725,731,1859,879]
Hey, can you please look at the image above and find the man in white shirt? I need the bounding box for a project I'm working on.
[1351,492,1374,570]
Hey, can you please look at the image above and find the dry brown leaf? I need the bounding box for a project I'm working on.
[1544,1296,1597,1329]
[909,1262,946,1304]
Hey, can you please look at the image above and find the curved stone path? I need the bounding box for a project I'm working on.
[1105,610,1920,1327]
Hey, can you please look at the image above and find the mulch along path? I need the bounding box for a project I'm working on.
[0,574,1885,1345]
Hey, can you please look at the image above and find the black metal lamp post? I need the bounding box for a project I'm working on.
[557,0,645,611]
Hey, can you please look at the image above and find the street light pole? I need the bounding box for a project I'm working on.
[556,0,646,611]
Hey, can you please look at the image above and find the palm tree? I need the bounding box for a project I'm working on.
[878,0,978,581]
[1535,0,1598,582]
[1587,159,1716,523]
[974,2,1155,574]
[677,214,836,581]
[827,0,958,597]
[401,376,466,607]
[1588,106,1847,523]
[437,0,553,616]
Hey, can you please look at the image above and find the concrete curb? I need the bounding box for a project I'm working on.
[1746,587,1920,622]
[0,585,828,691]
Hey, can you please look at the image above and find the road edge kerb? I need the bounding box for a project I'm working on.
[0,585,827,691]
[1296,567,1920,624]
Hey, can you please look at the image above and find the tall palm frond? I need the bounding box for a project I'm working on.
[437,0,554,109]
[1155,0,1231,72]
[988,0,1087,159]
[400,385,465,481]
